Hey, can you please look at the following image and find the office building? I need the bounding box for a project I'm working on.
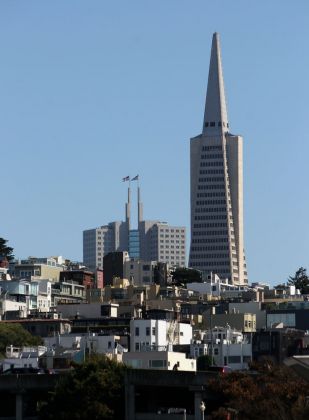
[83,184,186,270]
[189,33,248,285]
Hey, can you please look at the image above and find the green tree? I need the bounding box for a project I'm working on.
[287,267,309,294]
[171,267,202,286]
[0,323,43,356]
[0,238,14,261]
[39,355,128,420]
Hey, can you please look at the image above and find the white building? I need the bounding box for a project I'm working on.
[191,326,252,370]
[44,333,126,357]
[186,272,243,297]
[36,280,52,312]
[2,345,47,371]
[130,319,192,352]
[123,350,196,372]
[0,298,27,319]
[189,33,248,285]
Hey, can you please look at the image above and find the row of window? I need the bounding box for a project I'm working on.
[196,200,226,206]
[193,223,227,229]
[159,249,184,254]
[190,261,230,266]
[195,207,226,213]
[202,145,222,151]
[200,154,223,160]
[192,230,228,236]
[195,215,227,220]
[190,253,230,259]
[200,161,224,167]
[191,245,229,251]
[192,237,229,243]
[197,192,226,198]
[199,169,224,175]
[198,177,225,183]
[204,121,229,128]
[198,184,225,190]
[158,229,185,234]
[135,326,156,336]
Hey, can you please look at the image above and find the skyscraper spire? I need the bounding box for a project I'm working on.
[125,186,131,231]
[202,32,229,135]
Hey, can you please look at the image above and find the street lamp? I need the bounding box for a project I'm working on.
[200,401,206,420]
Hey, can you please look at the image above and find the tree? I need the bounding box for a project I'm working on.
[287,267,309,294]
[197,354,214,371]
[0,237,14,261]
[0,323,43,356]
[207,362,309,419]
[171,267,202,286]
[38,355,128,420]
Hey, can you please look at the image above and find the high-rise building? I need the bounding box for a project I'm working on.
[83,221,128,271]
[189,33,248,285]
[139,221,186,267]
[83,184,186,270]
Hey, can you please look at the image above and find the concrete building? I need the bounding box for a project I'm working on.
[13,257,64,282]
[228,301,266,330]
[204,310,256,333]
[103,251,130,286]
[186,272,243,298]
[191,326,252,370]
[123,259,170,287]
[56,302,119,319]
[83,185,186,271]
[130,319,192,352]
[60,269,95,289]
[139,221,186,268]
[83,221,128,271]
[123,350,196,371]
[189,33,248,285]
[2,345,47,371]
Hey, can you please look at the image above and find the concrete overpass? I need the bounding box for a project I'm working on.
[0,373,59,420]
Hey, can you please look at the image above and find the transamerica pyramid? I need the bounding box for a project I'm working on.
[189,33,248,285]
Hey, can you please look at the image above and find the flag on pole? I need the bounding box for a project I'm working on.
[122,176,130,182]
[131,175,139,181]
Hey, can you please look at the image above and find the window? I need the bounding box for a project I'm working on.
[152,327,156,335]
[135,327,139,336]
[135,343,140,351]
[146,327,150,336]
[149,360,166,368]
[228,356,241,363]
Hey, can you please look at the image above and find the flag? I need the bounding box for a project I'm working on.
[122,176,130,182]
[131,175,139,181]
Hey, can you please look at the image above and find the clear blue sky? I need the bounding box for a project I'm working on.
[1,1,309,285]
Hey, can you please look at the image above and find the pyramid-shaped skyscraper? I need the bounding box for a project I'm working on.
[189,33,248,285]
